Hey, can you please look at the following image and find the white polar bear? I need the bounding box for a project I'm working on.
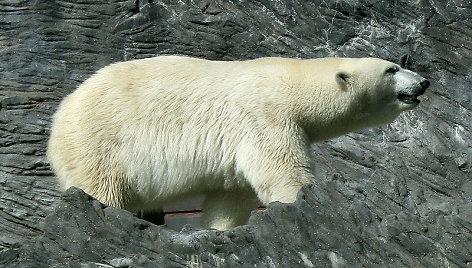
[47,56,429,230]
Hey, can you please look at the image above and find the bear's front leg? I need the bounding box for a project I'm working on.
[202,188,260,230]
[250,165,314,205]
[236,134,315,205]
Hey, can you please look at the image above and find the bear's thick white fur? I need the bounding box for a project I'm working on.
[47,56,428,230]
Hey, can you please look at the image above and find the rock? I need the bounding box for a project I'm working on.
[4,185,470,267]
[1,0,471,266]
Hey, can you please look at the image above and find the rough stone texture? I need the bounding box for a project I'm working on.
[0,0,471,267]
[3,186,470,267]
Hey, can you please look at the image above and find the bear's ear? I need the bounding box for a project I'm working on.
[334,70,351,90]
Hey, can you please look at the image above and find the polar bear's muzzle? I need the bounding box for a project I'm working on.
[397,79,429,105]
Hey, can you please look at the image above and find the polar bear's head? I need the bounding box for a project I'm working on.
[299,57,429,142]
[333,57,429,127]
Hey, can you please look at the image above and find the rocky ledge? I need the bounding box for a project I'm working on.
[2,184,470,267]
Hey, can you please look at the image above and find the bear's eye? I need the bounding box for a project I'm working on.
[385,66,399,74]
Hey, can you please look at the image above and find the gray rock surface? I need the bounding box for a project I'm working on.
[1,0,471,266]
[3,185,469,267]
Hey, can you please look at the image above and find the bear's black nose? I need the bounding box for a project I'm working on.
[420,79,430,90]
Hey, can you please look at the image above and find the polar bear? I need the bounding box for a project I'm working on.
[47,56,429,230]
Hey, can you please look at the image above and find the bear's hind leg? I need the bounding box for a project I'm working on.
[202,189,260,230]
[81,173,140,212]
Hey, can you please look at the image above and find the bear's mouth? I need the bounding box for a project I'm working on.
[397,93,420,105]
